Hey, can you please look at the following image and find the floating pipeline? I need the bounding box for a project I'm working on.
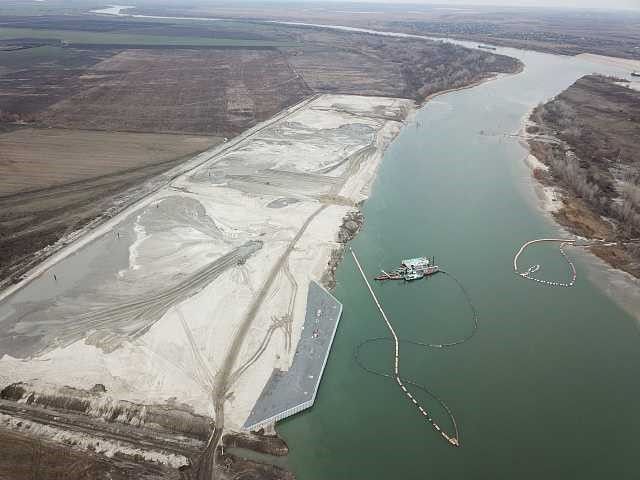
[513,238,577,287]
[349,247,479,448]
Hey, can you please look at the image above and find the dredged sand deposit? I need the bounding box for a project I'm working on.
[0,94,412,431]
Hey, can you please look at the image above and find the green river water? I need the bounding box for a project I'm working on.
[278,42,640,479]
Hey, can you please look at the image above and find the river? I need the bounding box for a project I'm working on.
[276,37,640,479]
[17,9,640,475]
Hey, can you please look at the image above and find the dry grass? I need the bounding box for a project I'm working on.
[0,128,219,196]
[286,44,406,97]
[531,75,640,278]
[0,428,182,480]
[40,48,312,136]
[283,28,521,101]
[129,4,640,59]
[553,196,613,240]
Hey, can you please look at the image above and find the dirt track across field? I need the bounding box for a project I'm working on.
[0,129,221,286]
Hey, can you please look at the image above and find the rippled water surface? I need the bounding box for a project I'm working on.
[279,41,640,479]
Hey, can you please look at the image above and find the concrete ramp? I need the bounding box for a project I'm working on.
[242,280,342,431]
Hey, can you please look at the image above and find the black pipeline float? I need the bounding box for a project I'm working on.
[350,247,479,448]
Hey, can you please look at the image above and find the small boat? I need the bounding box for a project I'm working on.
[478,45,497,51]
[404,271,423,281]
[632,71,640,78]
[375,256,440,281]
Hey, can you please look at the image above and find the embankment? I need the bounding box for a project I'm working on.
[524,74,640,279]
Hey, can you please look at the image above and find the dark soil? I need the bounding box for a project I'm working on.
[222,432,289,457]
[0,429,183,480]
[216,450,294,480]
[321,210,364,290]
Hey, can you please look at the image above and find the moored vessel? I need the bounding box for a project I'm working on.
[375,256,440,281]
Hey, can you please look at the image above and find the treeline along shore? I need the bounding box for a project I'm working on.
[527,74,640,278]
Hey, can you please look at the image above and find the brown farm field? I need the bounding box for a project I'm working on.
[0,128,219,195]
[40,48,312,136]
[37,38,518,135]
[0,128,221,285]
[145,3,640,60]
[0,45,116,122]
[0,17,521,309]
[0,19,521,136]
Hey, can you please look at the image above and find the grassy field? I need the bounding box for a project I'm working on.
[0,27,299,47]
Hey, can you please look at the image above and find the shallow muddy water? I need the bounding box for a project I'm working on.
[278,39,640,479]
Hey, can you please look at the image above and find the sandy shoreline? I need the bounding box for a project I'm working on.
[419,67,522,106]
[0,65,521,460]
[517,106,564,215]
[0,66,513,416]
[519,105,640,323]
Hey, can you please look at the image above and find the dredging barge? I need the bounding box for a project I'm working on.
[375,256,440,281]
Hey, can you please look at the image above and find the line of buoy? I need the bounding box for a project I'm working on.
[350,247,478,447]
[514,238,577,287]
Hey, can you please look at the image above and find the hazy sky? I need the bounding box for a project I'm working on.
[328,0,640,10]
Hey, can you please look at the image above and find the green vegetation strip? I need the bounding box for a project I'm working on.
[0,27,299,47]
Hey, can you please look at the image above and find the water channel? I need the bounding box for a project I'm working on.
[5,9,640,476]
[278,37,640,479]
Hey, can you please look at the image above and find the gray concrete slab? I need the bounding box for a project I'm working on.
[243,280,342,430]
